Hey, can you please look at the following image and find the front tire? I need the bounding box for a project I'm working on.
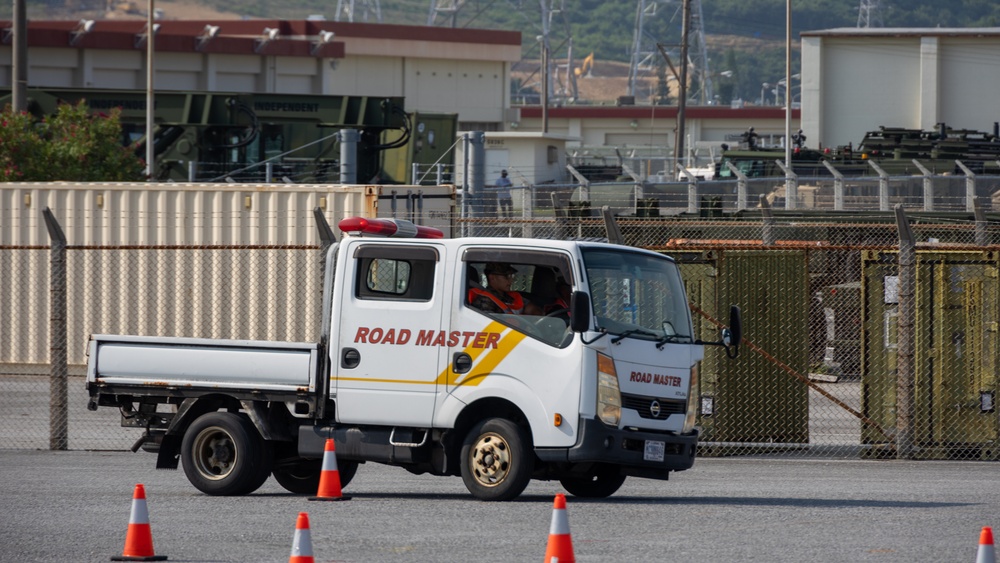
[559,463,626,498]
[181,412,272,496]
[272,458,360,494]
[460,418,533,501]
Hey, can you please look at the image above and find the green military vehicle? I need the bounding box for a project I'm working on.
[716,123,1000,179]
[1,87,456,184]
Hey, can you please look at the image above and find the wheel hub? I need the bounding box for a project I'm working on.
[194,429,236,480]
[471,433,510,486]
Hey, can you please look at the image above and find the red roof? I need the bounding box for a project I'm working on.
[0,19,521,58]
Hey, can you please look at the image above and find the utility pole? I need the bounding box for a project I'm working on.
[540,36,549,133]
[784,0,792,208]
[12,0,27,113]
[145,0,155,181]
[673,0,690,169]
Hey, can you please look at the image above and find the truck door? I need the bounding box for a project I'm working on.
[439,247,582,448]
[333,241,446,426]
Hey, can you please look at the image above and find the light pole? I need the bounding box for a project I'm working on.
[536,35,549,134]
[673,0,691,171]
[12,0,27,113]
[145,0,155,180]
[760,82,770,106]
[784,0,792,209]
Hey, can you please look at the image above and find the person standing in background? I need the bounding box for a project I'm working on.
[493,169,513,218]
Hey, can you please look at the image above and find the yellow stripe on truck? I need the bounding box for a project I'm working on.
[334,321,527,386]
[444,323,527,387]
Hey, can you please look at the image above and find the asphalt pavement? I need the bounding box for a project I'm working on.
[0,450,996,562]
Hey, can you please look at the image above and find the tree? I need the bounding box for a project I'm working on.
[0,101,146,182]
[653,56,674,106]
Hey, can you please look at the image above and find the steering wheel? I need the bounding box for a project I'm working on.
[535,308,570,324]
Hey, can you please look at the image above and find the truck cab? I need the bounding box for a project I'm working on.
[315,222,721,499]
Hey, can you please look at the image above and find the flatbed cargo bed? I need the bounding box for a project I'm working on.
[86,334,319,394]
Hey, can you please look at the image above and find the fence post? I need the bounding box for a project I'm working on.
[955,160,976,213]
[725,161,748,211]
[339,129,358,184]
[870,161,890,211]
[468,131,486,235]
[774,159,798,210]
[759,194,775,246]
[678,162,698,214]
[520,184,534,238]
[42,207,68,451]
[975,196,989,246]
[822,160,845,211]
[911,159,934,211]
[894,204,914,460]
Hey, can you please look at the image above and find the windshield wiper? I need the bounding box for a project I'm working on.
[610,328,660,345]
[656,334,692,349]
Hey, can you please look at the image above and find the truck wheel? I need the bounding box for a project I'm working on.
[559,464,626,498]
[272,458,360,494]
[181,412,272,496]
[460,418,533,501]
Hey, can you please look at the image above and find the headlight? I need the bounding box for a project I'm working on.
[683,362,700,433]
[597,353,621,426]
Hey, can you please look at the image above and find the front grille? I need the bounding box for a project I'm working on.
[621,393,686,420]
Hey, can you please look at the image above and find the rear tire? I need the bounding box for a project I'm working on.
[460,418,533,501]
[272,457,360,494]
[559,464,626,498]
[181,412,272,496]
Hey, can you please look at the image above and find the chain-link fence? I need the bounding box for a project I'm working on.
[3,179,1000,461]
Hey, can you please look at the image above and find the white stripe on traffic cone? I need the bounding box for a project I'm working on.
[544,493,575,563]
[111,483,167,561]
[289,512,315,563]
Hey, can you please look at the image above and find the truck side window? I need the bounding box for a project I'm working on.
[366,259,412,294]
[461,249,574,348]
[354,245,438,302]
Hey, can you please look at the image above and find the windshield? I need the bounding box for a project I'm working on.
[581,247,693,343]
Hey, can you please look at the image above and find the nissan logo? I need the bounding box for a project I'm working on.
[650,400,661,418]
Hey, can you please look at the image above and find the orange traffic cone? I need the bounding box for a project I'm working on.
[111,484,167,561]
[544,493,575,563]
[289,512,315,563]
[308,438,351,501]
[978,527,996,563]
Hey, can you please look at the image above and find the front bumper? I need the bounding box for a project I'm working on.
[534,417,697,479]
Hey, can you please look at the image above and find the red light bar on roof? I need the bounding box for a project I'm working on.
[337,217,444,239]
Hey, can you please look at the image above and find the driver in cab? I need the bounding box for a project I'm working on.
[468,263,541,315]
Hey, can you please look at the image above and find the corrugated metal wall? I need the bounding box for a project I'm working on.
[0,182,456,245]
[0,183,455,370]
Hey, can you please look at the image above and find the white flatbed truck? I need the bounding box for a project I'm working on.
[86,216,740,501]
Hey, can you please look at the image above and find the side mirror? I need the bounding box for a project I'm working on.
[569,291,592,333]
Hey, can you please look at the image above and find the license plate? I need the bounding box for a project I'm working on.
[643,440,665,462]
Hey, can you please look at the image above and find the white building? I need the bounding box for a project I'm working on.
[801,27,1000,149]
[0,19,521,130]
